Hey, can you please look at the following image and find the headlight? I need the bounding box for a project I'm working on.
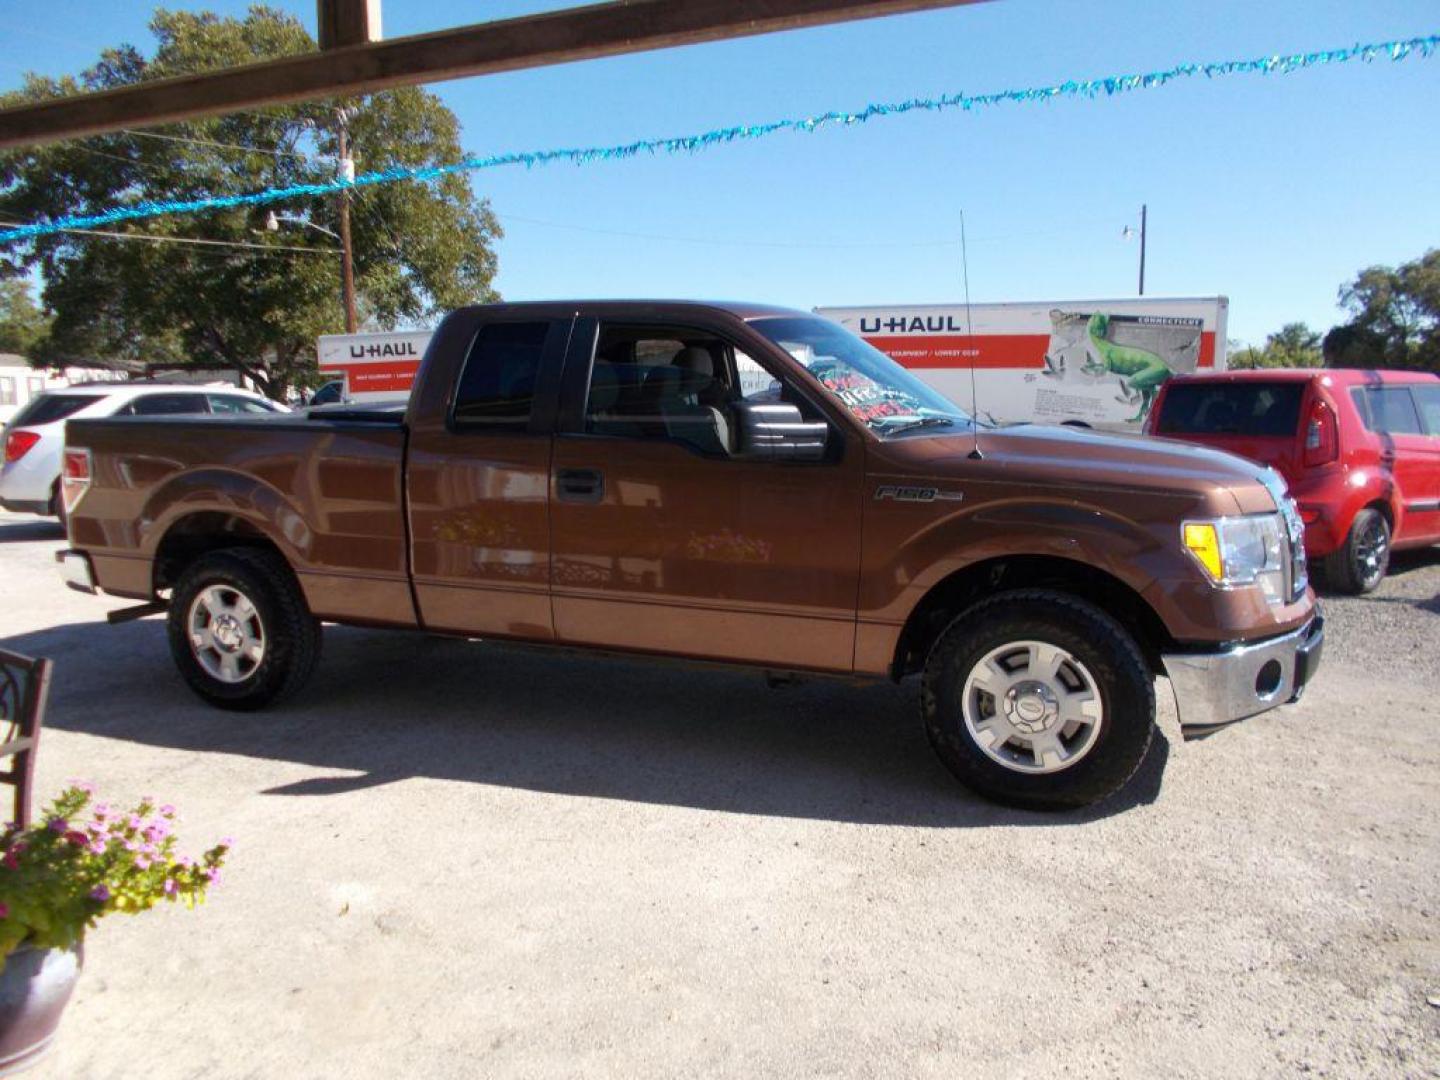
[1182,513,1289,603]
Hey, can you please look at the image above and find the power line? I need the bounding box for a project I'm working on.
[0,218,337,254]
[121,128,312,160]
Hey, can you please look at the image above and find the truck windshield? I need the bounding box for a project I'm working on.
[749,316,972,434]
[1155,382,1305,437]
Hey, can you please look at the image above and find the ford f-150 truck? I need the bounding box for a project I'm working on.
[55,302,1324,809]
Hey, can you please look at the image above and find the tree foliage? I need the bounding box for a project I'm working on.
[0,7,501,397]
[0,278,49,357]
[1324,249,1440,372]
[1227,322,1323,370]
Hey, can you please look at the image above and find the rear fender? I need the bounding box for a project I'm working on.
[140,468,314,565]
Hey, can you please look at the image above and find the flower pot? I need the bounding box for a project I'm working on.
[0,944,83,1076]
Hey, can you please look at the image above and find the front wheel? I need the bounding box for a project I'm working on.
[922,590,1155,810]
[167,547,321,710]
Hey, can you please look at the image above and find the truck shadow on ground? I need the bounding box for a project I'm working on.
[2,618,1169,827]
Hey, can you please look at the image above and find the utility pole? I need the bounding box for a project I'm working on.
[336,107,358,333]
[1138,203,1147,296]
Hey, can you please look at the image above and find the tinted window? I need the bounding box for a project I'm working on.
[452,322,550,426]
[1351,387,1423,436]
[1154,382,1305,436]
[10,393,97,427]
[119,393,210,416]
[207,394,277,414]
[1412,384,1440,434]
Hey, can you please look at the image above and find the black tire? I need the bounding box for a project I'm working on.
[48,483,66,533]
[921,590,1155,811]
[1319,508,1389,595]
[166,547,321,711]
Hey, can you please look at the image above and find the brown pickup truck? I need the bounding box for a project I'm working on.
[56,301,1323,809]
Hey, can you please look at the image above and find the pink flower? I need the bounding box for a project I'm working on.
[123,839,139,852]
[163,879,177,896]
[92,803,111,819]
[143,823,168,843]
[127,815,142,831]
[90,884,110,902]
[159,805,176,818]
[64,830,88,846]
[220,837,234,847]
[135,855,152,870]
[203,867,221,884]
[88,838,107,855]
[47,818,69,833]
[0,901,8,919]
[177,856,193,869]
[68,780,95,795]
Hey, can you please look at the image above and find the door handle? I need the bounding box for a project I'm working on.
[556,467,604,503]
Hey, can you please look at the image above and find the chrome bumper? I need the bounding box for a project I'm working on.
[1162,614,1324,734]
[55,549,97,595]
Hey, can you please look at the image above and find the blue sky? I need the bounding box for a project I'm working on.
[1,0,1437,345]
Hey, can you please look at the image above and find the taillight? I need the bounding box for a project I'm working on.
[4,429,40,464]
[61,447,92,510]
[1303,400,1338,467]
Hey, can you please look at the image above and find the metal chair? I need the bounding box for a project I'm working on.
[0,648,51,830]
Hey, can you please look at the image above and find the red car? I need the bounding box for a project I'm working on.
[1147,369,1440,593]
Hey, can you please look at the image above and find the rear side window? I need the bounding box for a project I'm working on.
[10,393,96,427]
[1155,382,1305,436]
[116,393,210,417]
[452,321,550,427]
[1351,387,1424,435]
[1412,384,1440,434]
[207,394,278,415]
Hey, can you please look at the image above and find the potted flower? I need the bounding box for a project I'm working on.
[0,784,228,1074]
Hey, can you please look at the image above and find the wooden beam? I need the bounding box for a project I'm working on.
[317,0,383,51]
[0,0,987,148]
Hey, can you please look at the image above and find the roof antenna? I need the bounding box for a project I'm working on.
[960,209,982,460]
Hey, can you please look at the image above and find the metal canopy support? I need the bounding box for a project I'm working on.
[0,0,986,148]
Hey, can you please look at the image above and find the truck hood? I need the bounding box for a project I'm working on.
[872,423,1282,515]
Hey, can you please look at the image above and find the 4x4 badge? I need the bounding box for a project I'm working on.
[874,485,965,503]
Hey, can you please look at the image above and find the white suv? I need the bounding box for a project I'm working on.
[1,383,286,521]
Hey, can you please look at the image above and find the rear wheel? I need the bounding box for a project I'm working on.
[921,590,1155,810]
[167,547,321,710]
[1321,508,1389,595]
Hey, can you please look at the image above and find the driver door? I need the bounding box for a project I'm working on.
[547,316,866,672]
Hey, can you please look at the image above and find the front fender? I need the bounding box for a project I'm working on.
[859,496,1167,625]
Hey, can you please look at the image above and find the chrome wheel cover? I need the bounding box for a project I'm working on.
[1355,517,1389,588]
[960,640,1104,774]
[188,584,265,684]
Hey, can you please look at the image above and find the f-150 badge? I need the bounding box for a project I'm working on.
[874,485,964,503]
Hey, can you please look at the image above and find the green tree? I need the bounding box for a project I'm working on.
[1324,249,1440,372]
[1227,322,1323,369]
[0,278,50,357]
[0,7,501,398]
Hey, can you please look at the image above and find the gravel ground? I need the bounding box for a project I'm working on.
[1,508,1436,1079]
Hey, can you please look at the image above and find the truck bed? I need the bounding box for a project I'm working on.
[65,412,418,627]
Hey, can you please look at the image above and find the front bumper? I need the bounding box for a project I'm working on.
[0,497,51,515]
[1162,613,1324,734]
[55,549,97,594]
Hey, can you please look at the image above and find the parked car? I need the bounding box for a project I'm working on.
[57,301,1322,810]
[1146,369,1440,593]
[1,383,286,522]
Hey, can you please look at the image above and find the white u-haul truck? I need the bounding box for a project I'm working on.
[814,296,1228,432]
[316,330,433,402]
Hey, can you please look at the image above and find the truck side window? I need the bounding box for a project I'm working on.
[453,321,550,427]
[586,325,740,457]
